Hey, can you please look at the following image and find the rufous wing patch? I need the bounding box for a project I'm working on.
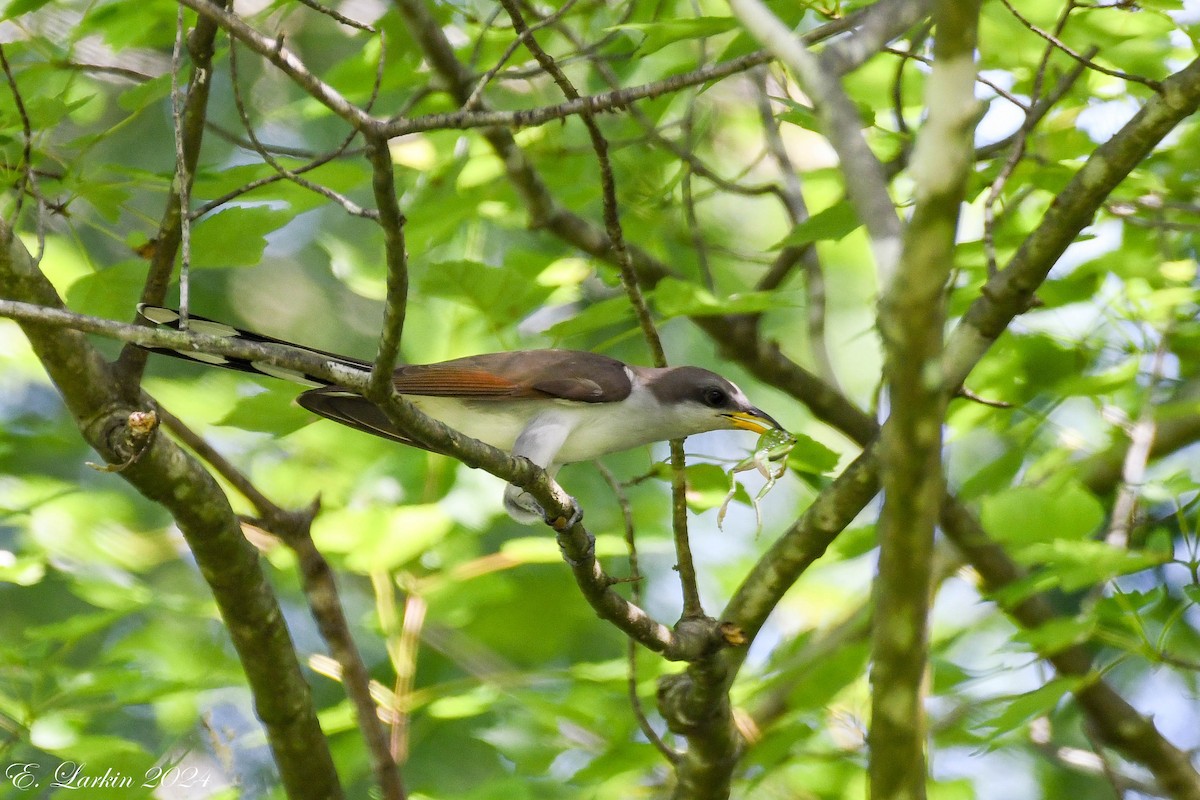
[391,365,528,397]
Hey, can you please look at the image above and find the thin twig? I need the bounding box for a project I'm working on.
[284,516,408,800]
[497,0,711,620]
[293,0,376,32]
[0,44,32,230]
[597,464,682,764]
[51,59,158,83]
[883,45,1029,110]
[973,54,1093,163]
[983,5,1087,276]
[121,0,223,383]
[675,0,714,291]
[364,132,409,384]
[176,0,376,132]
[463,0,580,110]
[497,1,665,365]
[1107,333,1169,547]
[751,67,841,393]
[199,36,390,221]
[391,589,427,763]
[542,12,781,202]
[0,42,45,263]
[171,4,194,327]
[888,23,932,138]
[228,41,379,219]
[191,127,363,220]
[375,12,868,140]
[999,0,1163,92]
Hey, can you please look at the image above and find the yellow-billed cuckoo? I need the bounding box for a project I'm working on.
[137,305,783,523]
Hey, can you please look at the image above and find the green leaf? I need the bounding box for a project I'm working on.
[1058,359,1139,396]
[0,556,46,586]
[544,295,634,340]
[25,610,129,643]
[826,524,878,561]
[683,463,733,512]
[777,102,821,132]
[980,480,1104,546]
[117,73,172,113]
[3,0,55,19]
[785,433,840,475]
[65,259,149,320]
[315,505,454,572]
[1013,616,1097,655]
[976,677,1083,739]
[956,447,1023,501]
[216,386,315,436]
[611,17,738,55]
[1016,540,1168,591]
[419,259,554,324]
[770,201,862,250]
[190,205,292,269]
[652,277,792,318]
[74,176,131,223]
[428,686,500,719]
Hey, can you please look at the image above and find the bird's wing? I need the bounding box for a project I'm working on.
[138,307,632,404]
[389,362,530,397]
[392,351,632,403]
[296,388,429,450]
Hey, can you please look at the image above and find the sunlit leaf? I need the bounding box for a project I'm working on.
[611,17,738,55]
[190,206,293,269]
[652,277,793,318]
[770,201,862,250]
[976,678,1083,739]
[981,480,1105,545]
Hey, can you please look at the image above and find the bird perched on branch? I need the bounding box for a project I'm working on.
[137,305,782,524]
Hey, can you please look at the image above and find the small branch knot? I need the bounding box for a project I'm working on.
[88,407,159,473]
[672,615,727,661]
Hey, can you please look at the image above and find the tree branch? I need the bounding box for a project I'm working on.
[118,0,225,382]
[727,0,910,285]
[159,409,406,800]
[939,498,1200,800]
[1077,378,1200,495]
[0,297,692,659]
[274,508,409,800]
[389,0,877,448]
[363,132,409,387]
[373,12,879,140]
[0,222,345,800]
[174,0,374,132]
[869,3,980,796]
[943,55,1200,392]
[720,445,881,681]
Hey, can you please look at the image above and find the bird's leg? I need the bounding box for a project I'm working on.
[503,470,561,525]
[503,413,573,526]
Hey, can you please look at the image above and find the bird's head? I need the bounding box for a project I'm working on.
[647,366,783,438]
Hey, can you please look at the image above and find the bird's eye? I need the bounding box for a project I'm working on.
[702,387,728,408]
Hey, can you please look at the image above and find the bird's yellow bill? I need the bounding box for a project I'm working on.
[725,409,783,434]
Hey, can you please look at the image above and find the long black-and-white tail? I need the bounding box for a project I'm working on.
[136,305,371,388]
[138,305,419,447]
